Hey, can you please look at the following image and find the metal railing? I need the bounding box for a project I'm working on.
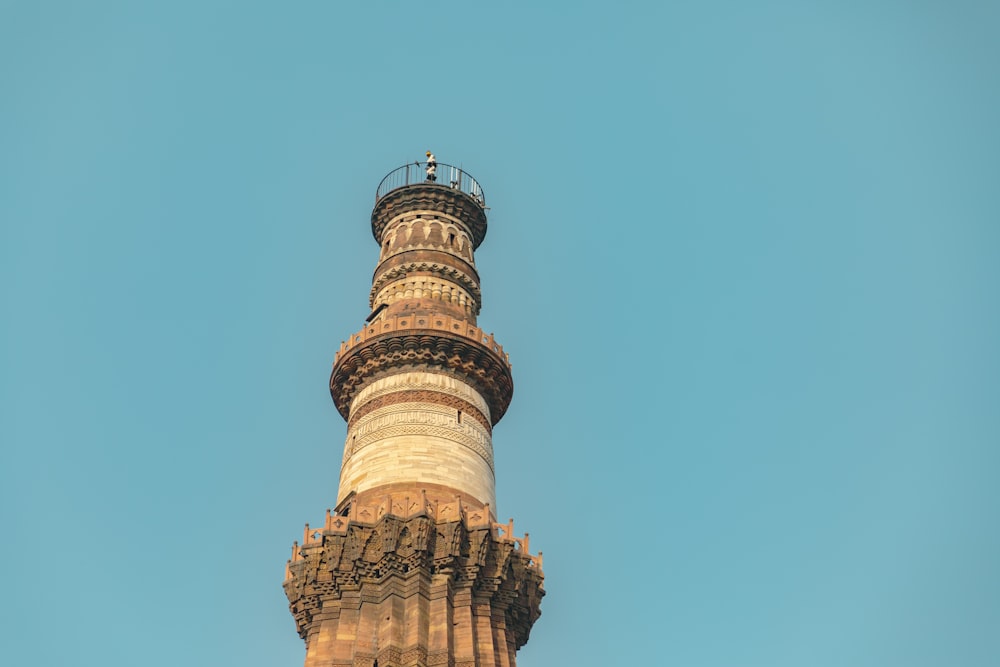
[375,162,486,209]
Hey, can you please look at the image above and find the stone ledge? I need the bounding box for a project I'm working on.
[372,184,488,250]
[331,318,513,426]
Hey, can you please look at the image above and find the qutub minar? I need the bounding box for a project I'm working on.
[283,157,545,667]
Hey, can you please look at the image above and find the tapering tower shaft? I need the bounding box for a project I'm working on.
[285,163,543,667]
[331,173,509,515]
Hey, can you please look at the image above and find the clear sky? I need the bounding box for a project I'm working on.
[2,2,998,666]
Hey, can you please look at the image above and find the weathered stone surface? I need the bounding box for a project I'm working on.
[285,509,543,667]
[330,324,514,427]
[372,184,488,250]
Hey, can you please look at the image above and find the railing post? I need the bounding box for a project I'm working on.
[376,163,485,208]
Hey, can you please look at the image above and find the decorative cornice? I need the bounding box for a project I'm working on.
[372,184,488,250]
[331,330,513,426]
[374,248,480,290]
[369,260,482,311]
[370,277,478,319]
[334,313,508,366]
[332,313,513,425]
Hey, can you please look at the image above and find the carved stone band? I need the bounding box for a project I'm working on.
[377,214,475,264]
[350,371,491,419]
[371,184,488,249]
[349,389,491,433]
[369,261,482,312]
[331,330,514,425]
[344,402,494,469]
[372,277,478,318]
[339,399,497,506]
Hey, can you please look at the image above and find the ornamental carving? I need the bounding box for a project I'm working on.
[369,261,482,312]
[372,184,488,250]
[331,331,514,426]
[378,216,474,262]
[343,405,495,471]
[371,277,478,318]
[351,372,490,420]
[349,389,491,433]
[284,512,544,664]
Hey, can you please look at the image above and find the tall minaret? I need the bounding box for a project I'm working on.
[284,160,544,667]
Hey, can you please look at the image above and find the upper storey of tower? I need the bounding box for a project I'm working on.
[332,161,513,427]
[367,162,490,324]
[371,162,488,250]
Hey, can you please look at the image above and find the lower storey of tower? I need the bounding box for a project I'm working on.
[285,500,543,667]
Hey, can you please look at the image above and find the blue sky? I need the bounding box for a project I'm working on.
[2,2,998,666]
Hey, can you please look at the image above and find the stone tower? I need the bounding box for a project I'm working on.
[284,161,544,667]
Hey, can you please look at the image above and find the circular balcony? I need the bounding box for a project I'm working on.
[376,162,487,210]
[330,311,513,426]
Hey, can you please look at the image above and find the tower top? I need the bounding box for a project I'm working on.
[372,162,489,249]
